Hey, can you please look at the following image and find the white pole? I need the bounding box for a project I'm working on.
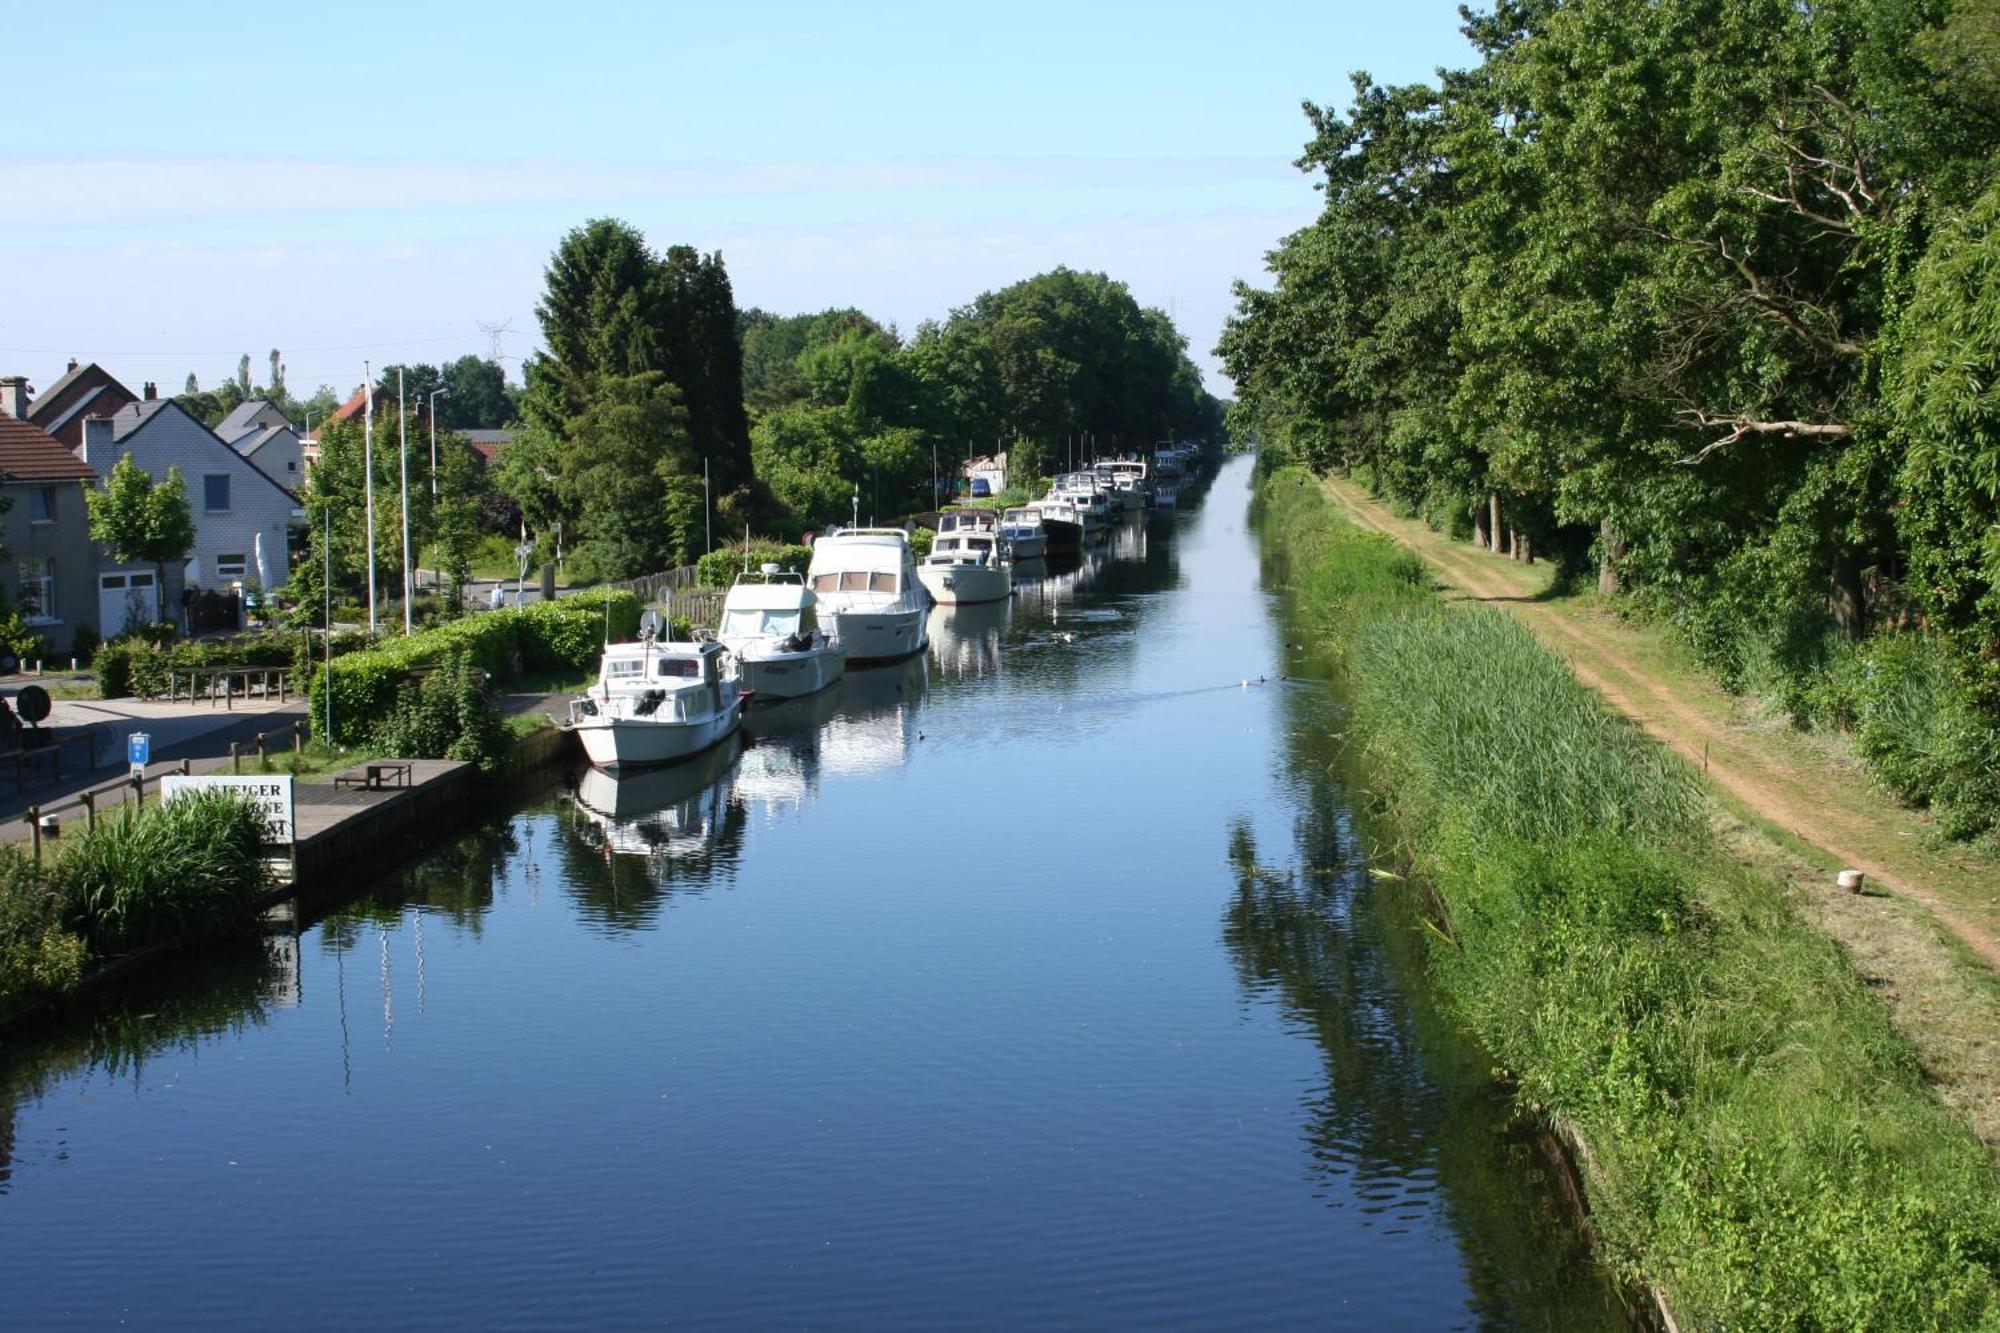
[363,361,376,636]
[399,368,412,634]
[703,457,711,554]
[324,503,334,746]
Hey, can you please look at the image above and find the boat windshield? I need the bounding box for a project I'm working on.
[721,608,800,638]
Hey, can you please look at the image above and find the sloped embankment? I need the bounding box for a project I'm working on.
[1256,465,2000,1329]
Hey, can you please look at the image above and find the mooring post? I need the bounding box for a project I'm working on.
[82,789,95,830]
[230,740,241,775]
[27,805,40,865]
[257,732,268,772]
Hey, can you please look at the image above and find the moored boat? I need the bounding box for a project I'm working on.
[717,565,846,701]
[807,527,929,665]
[565,632,744,771]
[917,526,1013,605]
[999,507,1048,560]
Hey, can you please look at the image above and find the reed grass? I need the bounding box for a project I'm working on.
[1259,466,2000,1329]
[57,790,270,956]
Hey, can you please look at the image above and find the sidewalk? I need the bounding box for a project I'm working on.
[0,692,308,834]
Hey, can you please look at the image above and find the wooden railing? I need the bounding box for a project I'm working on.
[162,665,293,707]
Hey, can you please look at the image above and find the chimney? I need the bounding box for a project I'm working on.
[143,381,157,401]
[0,375,27,418]
[65,358,77,373]
[81,416,113,471]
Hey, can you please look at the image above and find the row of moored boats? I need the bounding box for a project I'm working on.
[562,443,1207,769]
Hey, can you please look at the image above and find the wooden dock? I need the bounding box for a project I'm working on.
[291,759,480,885]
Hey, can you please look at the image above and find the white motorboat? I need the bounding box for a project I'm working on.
[918,526,1013,605]
[807,527,929,665]
[1050,474,1112,538]
[565,632,744,770]
[1099,458,1152,509]
[1028,497,1084,556]
[999,507,1048,560]
[717,565,846,701]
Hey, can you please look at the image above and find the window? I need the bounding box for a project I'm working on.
[840,571,868,592]
[204,474,231,512]
[811,573,838,593]
[869,572,898,593]
[216,552,247,582]
[287,459,297,472]
[18,559,53,623]
[29,486,57,523]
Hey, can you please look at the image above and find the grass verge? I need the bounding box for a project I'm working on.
[1258,464,2000,1329]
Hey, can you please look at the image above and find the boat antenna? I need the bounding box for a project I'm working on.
[742,521,751,575]
[851,485,859,530]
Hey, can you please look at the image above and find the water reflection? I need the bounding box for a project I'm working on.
[558,740,748,928]
[927,599,1010,682]
[738,688,842,817]
[819,653,928,776]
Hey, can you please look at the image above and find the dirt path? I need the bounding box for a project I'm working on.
[1320,475,2000,973]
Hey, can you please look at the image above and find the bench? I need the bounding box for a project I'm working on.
[333,760,414,792]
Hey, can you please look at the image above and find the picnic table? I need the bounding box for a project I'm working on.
[333,760,413,792]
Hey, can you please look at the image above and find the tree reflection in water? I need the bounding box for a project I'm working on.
[1219,681,1631,1330]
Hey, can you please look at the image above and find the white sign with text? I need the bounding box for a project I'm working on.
[161,774,296,845]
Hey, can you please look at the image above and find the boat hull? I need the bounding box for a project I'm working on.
[917,562,1013,605]
[825,607,929,665]
[571,700,743,770]
[739,644,847,700]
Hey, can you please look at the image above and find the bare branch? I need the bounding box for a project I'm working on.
[1672,408,1853,465]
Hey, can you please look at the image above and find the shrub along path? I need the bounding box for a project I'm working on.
[1320,472,2000,1145]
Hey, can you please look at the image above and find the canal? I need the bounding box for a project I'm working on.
[0,456,1626,1328]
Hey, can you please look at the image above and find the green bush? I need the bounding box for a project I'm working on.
[1846,633,2000,839]
[310,589,640,745]
[697,541,814,588]
[0,847,86,1010]
[375,647,508,770]
[96,632,301,699]
[58,789,269,956]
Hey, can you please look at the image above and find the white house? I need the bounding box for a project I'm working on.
[216,399,305,491]
[79,395,301,633]
[963,451,1008,495]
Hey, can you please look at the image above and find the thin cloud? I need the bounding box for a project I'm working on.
[4,154,1296,228]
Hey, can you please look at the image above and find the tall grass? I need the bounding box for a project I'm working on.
[58,790,270,956]
[1260,466,2000,1329]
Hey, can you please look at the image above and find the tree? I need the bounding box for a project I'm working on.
[235,354,252,397]
[438,355,515,428]
[87,456,194,626]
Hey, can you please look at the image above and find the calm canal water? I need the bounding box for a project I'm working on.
[0,456,1626,1329]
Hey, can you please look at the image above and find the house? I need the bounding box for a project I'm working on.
[0,412,103,653]
[8,361,139,450]
[78,390,302,634]
[963,451,1008,495]
[460,428,516,464]
[302,383,398,471]
[216,399,304,491]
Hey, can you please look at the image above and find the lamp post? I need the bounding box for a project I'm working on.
[398,367,413,635]
[428,387,449,496]
[363,361,376,635]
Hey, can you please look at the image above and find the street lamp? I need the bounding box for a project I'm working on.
[428,387,449,496]
[398,367,413,635]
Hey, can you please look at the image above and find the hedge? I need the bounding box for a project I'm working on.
[309,589,641,745]
[696,541,814,588]
[98,633,304,699]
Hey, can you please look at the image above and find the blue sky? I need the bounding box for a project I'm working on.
[3,1,1475,401]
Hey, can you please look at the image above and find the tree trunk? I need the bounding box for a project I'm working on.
[1597,519,1622,596]
[1830,550,1867,639]
[1520,532,1534,564]
[1488,493,1503,553]
[1473,512,1488,549]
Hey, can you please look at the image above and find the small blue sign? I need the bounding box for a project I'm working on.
[128,732,150,769]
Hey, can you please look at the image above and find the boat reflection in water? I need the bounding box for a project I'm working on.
[568,736,745,873]
[817,652,929,777]
[737,687,842,818]
[927,599,1010,682]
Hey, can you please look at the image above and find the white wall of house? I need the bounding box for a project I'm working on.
[82,403,298,595]
[240,426,304,492]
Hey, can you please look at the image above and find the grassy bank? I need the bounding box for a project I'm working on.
[1257,465,2000,1328]
[0,790,270,1017]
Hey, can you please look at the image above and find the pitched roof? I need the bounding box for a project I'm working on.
[231,423,295,456]
[0,414,98,482]
[39,383,113,437]
[214,400,269,442]
[110,399,173,440]
[29,361,91,412]
[331,385,397,423]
